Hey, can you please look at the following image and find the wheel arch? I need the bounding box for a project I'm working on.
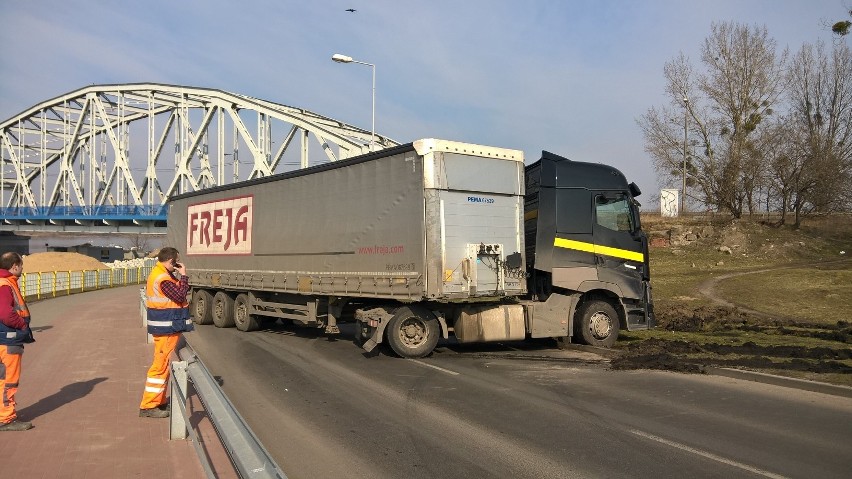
[575,282,628,331]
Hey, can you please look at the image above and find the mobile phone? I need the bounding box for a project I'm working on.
[175,262,183,268]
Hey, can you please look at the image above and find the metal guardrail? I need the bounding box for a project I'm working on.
[136,291,285,478]
[170,345,288,479]
[22,260,285,477]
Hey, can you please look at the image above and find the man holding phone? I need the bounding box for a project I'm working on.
[139,247,194,418]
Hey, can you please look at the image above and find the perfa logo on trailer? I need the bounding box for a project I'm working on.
[186,195,253,255]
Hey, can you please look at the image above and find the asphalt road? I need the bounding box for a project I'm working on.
[186,318,852,479]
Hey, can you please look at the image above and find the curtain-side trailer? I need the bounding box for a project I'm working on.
[169,138,653,358]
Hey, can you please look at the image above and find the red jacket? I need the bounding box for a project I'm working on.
[0,269,27,330]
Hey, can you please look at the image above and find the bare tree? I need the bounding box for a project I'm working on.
[699,22,787,217]
[124,234,153,256]
[640,22,787,217]
[784,41,852,227]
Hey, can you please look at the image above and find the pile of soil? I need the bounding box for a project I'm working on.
[611,338,852,375]
[22,252,108,272]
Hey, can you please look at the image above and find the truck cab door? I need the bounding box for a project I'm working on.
[591,192,646,300]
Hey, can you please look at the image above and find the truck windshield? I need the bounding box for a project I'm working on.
[595,194,635,233]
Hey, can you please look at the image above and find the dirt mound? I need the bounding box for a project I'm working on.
[23,252,108,272]
[611,338,852,375]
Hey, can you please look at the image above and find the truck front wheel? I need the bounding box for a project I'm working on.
[191,289,214,325]
[574,299,620,347]
[234,293,261,332]
[212,291,236,328]
[386,306,439,358]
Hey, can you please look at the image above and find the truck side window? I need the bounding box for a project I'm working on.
[595,194,633,233]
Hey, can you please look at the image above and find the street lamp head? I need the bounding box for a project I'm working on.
[683,97,689,104]
[330,52,376,152]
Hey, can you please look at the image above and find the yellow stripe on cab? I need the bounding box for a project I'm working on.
[553,237,644,262]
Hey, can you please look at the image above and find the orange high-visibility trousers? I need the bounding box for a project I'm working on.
[139,334,180,410]
[1,345,23,424]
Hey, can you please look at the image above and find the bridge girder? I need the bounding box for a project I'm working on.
[1,83,399,225]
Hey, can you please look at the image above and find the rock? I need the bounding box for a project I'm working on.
[716,261,725,266]
[650,237,670,247]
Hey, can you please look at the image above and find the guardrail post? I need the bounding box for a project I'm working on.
[169,360,189,440]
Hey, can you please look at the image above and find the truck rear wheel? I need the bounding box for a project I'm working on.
[386,306,439,358]
[191,289,214,325]
[212,291,236,328]
[574,299,619,347]
[234,293,261,332]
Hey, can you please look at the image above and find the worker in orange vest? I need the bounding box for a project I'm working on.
[0,252,36,431]
[139,247,193,418]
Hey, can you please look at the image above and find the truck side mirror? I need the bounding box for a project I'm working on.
[629,182,642,197]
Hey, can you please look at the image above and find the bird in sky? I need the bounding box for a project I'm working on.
[345,8,356,13]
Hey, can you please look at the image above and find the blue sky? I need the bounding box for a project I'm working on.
[0,0,847,208]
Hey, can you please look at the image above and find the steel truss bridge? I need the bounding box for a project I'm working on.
[0,83,398,233]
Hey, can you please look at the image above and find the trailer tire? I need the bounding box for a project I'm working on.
[212,291,236,328]
[234,293,260,332]
[191,289,214,325]
[574,299,619,347]
[386,306,439,358]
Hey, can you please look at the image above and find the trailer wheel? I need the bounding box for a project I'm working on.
[191,289,214,325]
[386,306,439,358]
[234,293,261,332]
[574,299,620,347]
[212,291,236,328]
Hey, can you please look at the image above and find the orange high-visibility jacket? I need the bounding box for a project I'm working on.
[145,262,193,335]
[0,275,33,346]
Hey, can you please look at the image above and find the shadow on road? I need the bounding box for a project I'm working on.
[19,377,108,419]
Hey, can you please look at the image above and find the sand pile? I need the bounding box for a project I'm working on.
[22,252,108,272]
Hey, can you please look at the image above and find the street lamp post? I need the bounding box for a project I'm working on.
[332,53,376,151]
[681,97,689,215]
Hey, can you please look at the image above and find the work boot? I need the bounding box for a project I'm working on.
[139,407,170,418]
[0,419,34,431]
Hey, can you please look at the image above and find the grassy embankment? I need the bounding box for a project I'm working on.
[615,214,852,386]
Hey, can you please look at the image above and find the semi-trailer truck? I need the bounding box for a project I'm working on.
[168,138,653,358]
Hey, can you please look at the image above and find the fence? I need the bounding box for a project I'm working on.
[19,259,156,301]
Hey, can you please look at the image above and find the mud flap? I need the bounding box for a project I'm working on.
[355,307,395,352]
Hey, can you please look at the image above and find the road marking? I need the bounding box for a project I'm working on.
[407,359,460,376]
[630,430,789,479]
